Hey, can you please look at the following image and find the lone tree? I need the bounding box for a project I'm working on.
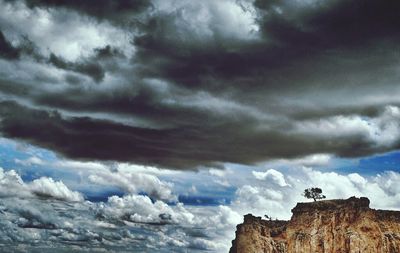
[303,187,326,202]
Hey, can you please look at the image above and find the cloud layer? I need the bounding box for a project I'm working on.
[0,0,400,169]
[0,167,239,252]
[1,157,400,252]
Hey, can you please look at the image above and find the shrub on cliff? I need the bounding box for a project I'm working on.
[303,187,326,202]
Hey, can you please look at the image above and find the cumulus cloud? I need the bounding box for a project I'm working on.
[88,169,177,202]
[232,166,400,219]
[0,196,128,250]
[29,177,84,202]
[252,168,289,187]
[0,168,29,198]
[234,185,286,218]
[0,167,235,252]
[91,194,242,252]
[0,167,83,202]
[99,194,193,224]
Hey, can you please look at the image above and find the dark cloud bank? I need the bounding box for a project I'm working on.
[1,0,400,169]
[7,0,153,22]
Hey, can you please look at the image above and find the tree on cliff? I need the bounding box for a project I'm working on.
[303,187,326,202]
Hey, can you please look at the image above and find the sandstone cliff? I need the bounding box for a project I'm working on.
[230,197,400,253]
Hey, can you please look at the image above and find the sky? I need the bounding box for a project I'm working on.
[0,0,400,252]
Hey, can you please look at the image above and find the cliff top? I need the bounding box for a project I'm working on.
[243,214,288,227]
[292,196,370,214]
[242,197,400,224]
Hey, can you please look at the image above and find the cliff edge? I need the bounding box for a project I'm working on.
[230,197,400,253]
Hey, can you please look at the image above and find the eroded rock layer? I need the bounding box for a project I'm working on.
[230,197,400,253]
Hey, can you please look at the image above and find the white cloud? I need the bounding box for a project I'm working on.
[88,169,177,202]
[252,168,289,186]
[233,166,400,220]
[54,160,109,171]
[209,168,226,177]
[0,167,83,202]
[208,168,232,187]
[256,153,334,171]
[288,153,332,167]
[14,156,109,173]
[374,171,400,197]
[233,185,287,218]
[116,162,181,176]
[29,177,84,202]
[100,194,194,225]
[348,173,368,187]
[0,168,30,198]
[186,205,242,252]
[295,105,400,147]
[10,156,179,202]
[96,194,242,252]
[211,167,244,187]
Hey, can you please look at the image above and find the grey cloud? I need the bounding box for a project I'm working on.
[133,0,400,92]
[0,30,20,59]
[14,0,152,23]
[48,53,105,83]
[0,30,44,61]
[15,205,58,229]
[1,101,399,170]
[94,45,125,59]
[0,0,400,169]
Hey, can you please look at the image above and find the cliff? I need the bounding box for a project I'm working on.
[230,197,400,253]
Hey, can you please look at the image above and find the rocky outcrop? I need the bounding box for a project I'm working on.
[230,197,400,253]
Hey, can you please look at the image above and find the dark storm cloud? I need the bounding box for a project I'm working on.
[94,45,125,59]
[0,28,107,83]
[133,0,400,91]
[48,53,105,82]
[32,86,206,126]
[0,30,49,61]
[1,0,400,169]
[14,42,120,83]
[0,101,397,170]
[0,30,20,59]
[15,0,152,22]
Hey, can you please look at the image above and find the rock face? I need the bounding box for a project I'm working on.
[230,197,400,253]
